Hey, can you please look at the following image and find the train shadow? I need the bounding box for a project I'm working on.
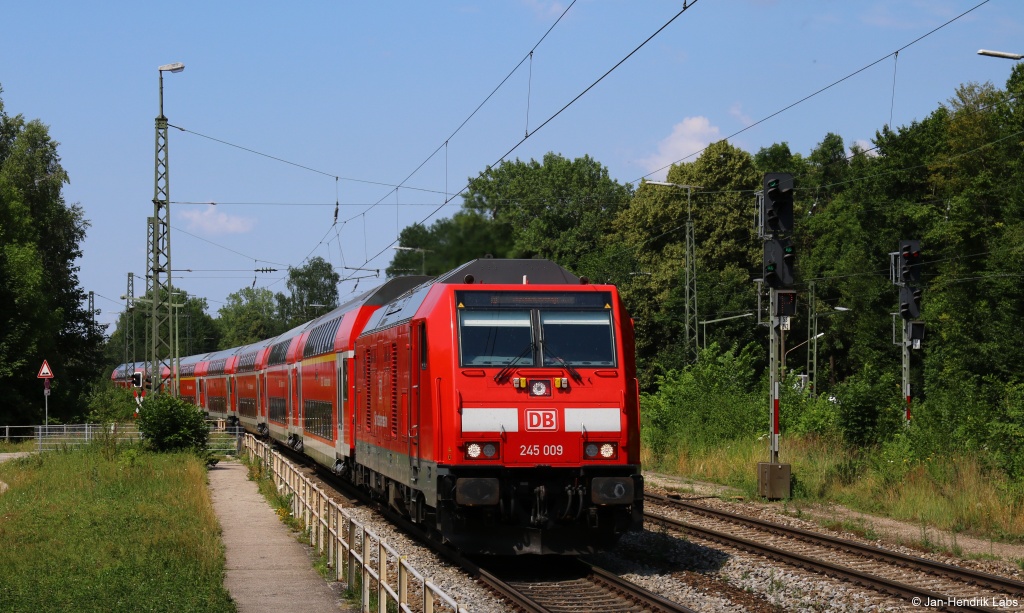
[583,526,731,576]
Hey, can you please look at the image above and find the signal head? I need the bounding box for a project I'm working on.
[899,240,922,284]
[762,173,795,234]
[763,237,796,288]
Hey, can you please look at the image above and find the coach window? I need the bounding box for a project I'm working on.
[458,310,534,367]
[340,358,349,404]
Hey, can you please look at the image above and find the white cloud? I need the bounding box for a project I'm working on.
[639,116,720,180]
[852,139,880,157]
[179,207,255,235]
[729,103,753,127]
[522,0,567,21]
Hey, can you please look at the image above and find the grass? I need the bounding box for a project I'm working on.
[0,445,235,612]
[0,439,39,453]
[819,517,880,541]
[643,434,1024,545]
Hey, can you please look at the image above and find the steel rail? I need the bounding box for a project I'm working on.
[646,492,1024,598]
[644,495,1018,613]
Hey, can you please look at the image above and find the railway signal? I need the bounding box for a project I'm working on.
[899,240,922,284]
[893,240,924,426]
[763,238,796,288]
[898,286,922,319]
[759,172,797,499]
[762,173,794,234]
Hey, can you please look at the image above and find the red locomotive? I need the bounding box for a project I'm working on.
[113,259,643,555]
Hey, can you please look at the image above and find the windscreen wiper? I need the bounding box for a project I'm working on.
[493,343,534,384]
[542,342,582,382]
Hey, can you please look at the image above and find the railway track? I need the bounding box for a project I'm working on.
[473,557,697,613]
[645,492,1024,612]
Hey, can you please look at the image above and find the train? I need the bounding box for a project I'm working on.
[113,259,643,555]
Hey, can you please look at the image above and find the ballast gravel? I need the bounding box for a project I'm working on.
[284,464,1022,612]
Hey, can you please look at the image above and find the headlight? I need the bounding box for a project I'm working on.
[584,442,617,459]
[465,442,499,460]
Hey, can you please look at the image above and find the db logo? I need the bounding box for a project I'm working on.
[525,409,557,431]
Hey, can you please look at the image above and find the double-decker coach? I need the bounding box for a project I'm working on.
[195,347,241,423]
[234,338,274,435]
[177,353,208,406]
[290,276,430,468]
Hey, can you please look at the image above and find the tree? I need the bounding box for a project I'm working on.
[615,140,760,381]
[0,86,105,424]
[103,287,219,370]
[386,211,512,278]
[217,287,285,348]
[462,153,632,274]
[276,256,340,328]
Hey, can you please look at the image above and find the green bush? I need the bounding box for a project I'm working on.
[86,382,138,423]
[833,364,901,446]
[641,342,764,456]
[137,393,209,453]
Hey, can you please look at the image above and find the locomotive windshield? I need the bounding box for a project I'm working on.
[457,291,616,368]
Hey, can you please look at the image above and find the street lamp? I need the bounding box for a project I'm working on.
[781,332,825,384]
[392,246,431,275]
[978,49,1023,60]
[644,181,703,361]
[699,312,754,351]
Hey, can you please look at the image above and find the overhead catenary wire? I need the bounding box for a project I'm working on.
[889,51,899,129]
[352,1,704,281]
[638,0,991,183]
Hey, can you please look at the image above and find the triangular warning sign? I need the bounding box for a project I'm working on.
[37,360,54,379]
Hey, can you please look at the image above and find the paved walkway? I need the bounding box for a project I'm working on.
[208,461,352,612]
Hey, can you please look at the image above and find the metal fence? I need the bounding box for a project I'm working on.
[0,421,241,456]
[243,435,469,613]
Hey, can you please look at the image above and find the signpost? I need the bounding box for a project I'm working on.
[37,360,53,435]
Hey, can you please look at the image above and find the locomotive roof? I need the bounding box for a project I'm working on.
[362,259,585,334]
[271,275,434,345]
[435,258,580,285]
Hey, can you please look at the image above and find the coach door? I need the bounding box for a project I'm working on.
[336,352,348,449]
[292,367,301,430]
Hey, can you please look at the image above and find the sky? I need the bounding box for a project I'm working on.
[1,1,1021,333]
